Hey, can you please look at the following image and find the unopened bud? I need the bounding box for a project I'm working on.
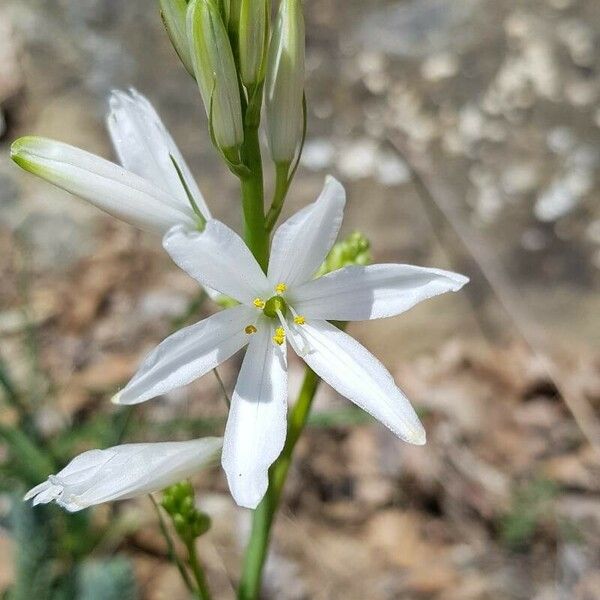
[265,0,305,164]
[160,0,195,76]
[317,231,372,276]
[187,0,244,152]
[239,0,269,87]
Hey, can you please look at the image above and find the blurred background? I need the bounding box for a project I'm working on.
[1,0,600,598]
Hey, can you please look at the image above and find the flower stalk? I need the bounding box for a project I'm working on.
[237,366,320,600]
[239,112,269,272]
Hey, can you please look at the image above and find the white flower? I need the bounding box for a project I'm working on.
[11,89,210,235]
[113,176,468,509]
[24,437,222,512]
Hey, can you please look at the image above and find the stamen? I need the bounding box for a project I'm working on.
[275,282,287,295]
[253,298,266,309]
[289,305,306,326]
[245,325,257,335]
[273,326,286,345]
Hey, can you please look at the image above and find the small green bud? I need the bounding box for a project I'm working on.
[191,512,211,537]
[160,0,195,76]
[317,231,372,276]
[188,0,244,152]
[173,513,187,536]
[239,0,269,87]
[265,0,305,164]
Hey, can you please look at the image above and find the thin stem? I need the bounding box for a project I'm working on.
[212,368,230,408]
[149,495,196,595]
[265,162,291,232]
[237,367,320,600]
[186,537,212,600]
[265,94,307,232]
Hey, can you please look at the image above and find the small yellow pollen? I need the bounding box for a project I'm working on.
[275,283,287,295]
[272,326,286,345]
[253,298,265,309]
[245,325,257,335]
[293,315,306,325]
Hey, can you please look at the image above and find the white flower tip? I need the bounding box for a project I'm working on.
[450,273,470,291]
[230,476,267,510]
[409,425,427,446]
[110,391,123,405]
[323,174,346,200]
[11,136,59,176]
[10,136,37,165]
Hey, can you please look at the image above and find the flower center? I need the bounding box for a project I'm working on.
[263,295,288,319]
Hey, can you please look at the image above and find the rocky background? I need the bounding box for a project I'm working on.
[0,0,599,598]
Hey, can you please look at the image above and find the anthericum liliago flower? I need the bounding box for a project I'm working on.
[25,437,222,512]
[11,88,210,234]
[113,176,469,509]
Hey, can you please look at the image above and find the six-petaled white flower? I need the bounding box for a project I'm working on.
[24,437,222,512]
[11,88,209,234]
[113,176,468,509]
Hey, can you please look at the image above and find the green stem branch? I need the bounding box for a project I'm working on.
[186,538,212,600]
[149,496,195,595]
[237,367,321,600]
[265,162,291,232]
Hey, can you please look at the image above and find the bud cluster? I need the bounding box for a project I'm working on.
[317,231,372,277]
[161,481,211,541]
[160,0,305,170]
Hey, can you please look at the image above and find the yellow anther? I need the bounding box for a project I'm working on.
[272,326,286,345]
[253,298,266,309]
[245,325,257,335]
[275,283,287,295]
[293,315,306,325]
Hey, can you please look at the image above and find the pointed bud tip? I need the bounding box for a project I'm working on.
[111,391,123,405]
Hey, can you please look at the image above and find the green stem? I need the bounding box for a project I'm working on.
[149,496,196,595]
[265,162,291,232]
[240,124,269,272]
[237,367,320,600]
[186,537,212,600]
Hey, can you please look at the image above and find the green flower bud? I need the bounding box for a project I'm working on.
[226,0,242,54]
[265,0,305,164]
[191,512,211,537]
[187,0,244,152]
[317,231,372,276]
[160,0,195,76]
[239,0,269,87]
[173,513,187,536]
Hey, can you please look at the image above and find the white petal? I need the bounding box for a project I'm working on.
[163,222,270,305]
[25,438,222,512]
[292,264,469,321]
[107,89,210,219]
[115,304,255,405]
[222,324,288,509]
[11,137,195,234]
[267,176,345,286]
[290,320,425,445]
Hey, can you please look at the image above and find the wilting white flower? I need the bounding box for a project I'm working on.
[24,437,222,512]
[113,176,468,509]
[11,89,210,234]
